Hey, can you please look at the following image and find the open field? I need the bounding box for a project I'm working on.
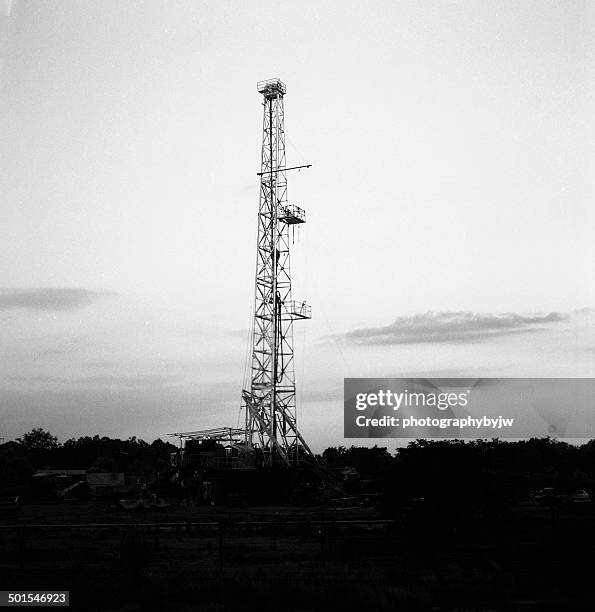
[1,499,594,611]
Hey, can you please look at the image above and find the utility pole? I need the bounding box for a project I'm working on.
[242,79,313,468]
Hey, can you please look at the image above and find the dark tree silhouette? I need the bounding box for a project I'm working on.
[17,428,59,451]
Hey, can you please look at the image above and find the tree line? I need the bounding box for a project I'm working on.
[0,428,178,494]
[1,429,594,506]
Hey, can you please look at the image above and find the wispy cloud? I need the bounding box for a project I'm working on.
[340,311,569,345]
[0,288,115,312]
[81,374,178,389]
[9,373,179,389]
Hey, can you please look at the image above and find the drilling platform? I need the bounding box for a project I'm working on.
[169,79,318,499]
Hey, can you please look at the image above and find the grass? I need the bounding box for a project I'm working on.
[1,500,594,610]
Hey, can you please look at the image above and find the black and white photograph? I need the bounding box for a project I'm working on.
[1,1,594,610]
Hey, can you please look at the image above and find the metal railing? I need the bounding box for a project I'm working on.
[279,204,306,224]
[257,78,286,95]
[287,301,312,320]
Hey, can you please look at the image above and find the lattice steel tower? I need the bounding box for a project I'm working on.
[242,78,313,468]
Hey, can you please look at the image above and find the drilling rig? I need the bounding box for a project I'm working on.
[241,78,313,468]
[169,79,319,496]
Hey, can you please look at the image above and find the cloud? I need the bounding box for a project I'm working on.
[340,311,569,345]
[0,288,115,312]
[81,374,178,389]
[9,373,179,389]
[82,360,121,369]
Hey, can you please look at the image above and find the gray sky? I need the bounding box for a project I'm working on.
[1,0,594,450]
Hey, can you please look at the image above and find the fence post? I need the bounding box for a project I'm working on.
[218,521,224,571]
[154,526,161,551]
[19,523,26,569]
[319,518,325,568]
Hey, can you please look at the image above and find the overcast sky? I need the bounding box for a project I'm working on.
[1,0,593,450]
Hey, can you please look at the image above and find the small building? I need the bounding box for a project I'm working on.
[33,470,127,500]
[86,472,125,498]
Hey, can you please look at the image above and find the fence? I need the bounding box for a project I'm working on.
[0,519,397,582]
